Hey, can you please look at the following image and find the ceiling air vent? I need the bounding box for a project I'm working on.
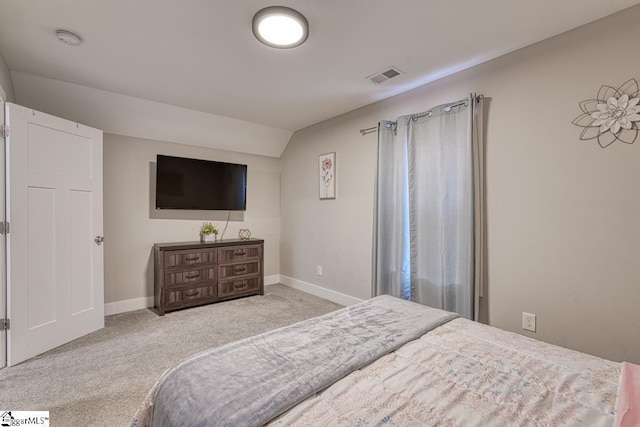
[366,66,404,84]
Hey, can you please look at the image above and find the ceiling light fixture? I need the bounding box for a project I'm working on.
[56,29,83,46]
[252,6,308,49]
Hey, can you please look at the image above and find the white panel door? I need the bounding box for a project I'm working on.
[0,97,6,369]
[6,103,104,366]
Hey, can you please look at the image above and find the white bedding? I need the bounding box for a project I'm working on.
[268,318,619,426]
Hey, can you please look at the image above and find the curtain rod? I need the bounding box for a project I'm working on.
[360,126,377,136]
[359,94,484,136]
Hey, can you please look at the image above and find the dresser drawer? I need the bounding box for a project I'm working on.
[166,284,217,308]
[165,249,216,269]
[218,244,262,263]
[165,267,215,288]
[218,277,262,299]
[218,261,261,280]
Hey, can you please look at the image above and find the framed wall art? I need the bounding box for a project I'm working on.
[318,152,336,200]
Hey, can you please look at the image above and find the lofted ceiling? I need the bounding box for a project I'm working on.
[1,0,640,156]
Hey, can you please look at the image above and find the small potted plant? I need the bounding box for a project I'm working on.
[199,222,219,243]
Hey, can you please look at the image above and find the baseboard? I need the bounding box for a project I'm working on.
[264,274,279,285]
[104,296,154,316]
[279,275,363,306]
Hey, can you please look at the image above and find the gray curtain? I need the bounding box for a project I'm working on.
[372,94,485,320]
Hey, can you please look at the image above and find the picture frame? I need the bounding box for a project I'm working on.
[318,152,336,200]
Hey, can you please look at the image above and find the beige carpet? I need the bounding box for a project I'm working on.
[0,284,343,426]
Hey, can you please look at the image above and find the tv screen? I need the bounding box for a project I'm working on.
[156,155,247,210]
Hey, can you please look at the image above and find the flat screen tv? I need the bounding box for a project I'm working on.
[156,155,247,210]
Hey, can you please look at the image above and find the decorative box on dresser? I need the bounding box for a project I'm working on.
[154,239,264,315]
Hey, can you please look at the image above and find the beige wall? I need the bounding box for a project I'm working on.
[281,6,640,363]
[104,134,280,305]
[13,73,293,158]
[0,50,14,101]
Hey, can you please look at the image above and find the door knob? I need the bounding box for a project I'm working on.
[95,236,104,246]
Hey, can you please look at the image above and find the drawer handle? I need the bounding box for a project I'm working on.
[185,256,200,261]
[185,272,200,279]
[184,290,199,297]
[233,283,248,290]
[233,266,247,273]
[234,251,247,256]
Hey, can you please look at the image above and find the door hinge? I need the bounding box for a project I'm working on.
[0,125,8,139]
[0,221,9,234]
[0,318,8,331]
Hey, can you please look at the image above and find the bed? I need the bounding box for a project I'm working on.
[131,295,632,427]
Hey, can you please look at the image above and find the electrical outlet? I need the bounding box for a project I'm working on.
[522,312,536,332]
[317,266,323,276]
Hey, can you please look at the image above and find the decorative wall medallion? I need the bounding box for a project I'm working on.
[573,79,640,148]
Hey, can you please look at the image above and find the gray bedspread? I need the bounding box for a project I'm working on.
[150,295,458,427]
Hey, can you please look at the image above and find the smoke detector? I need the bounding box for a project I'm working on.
[56,30,83,46]
[366,66,404,84]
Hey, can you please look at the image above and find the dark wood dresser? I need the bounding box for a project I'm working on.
[154,239,264,315]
